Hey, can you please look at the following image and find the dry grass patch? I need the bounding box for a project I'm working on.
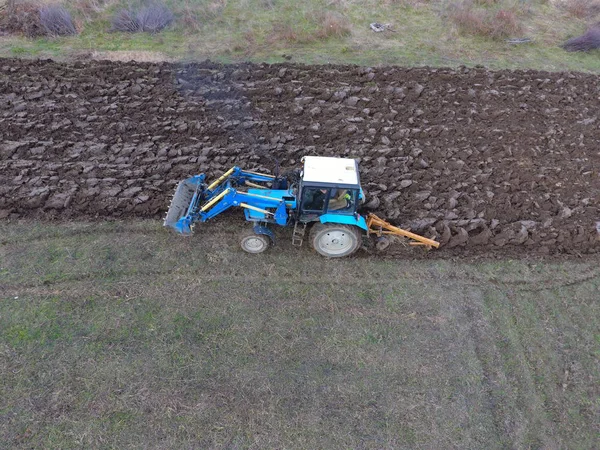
[560,0,600,19]
[268,10,352,46]
[379,0,431,6]
[268,21,312,45]
[447,0,523,39]
[90,49,172,62]
[69,0,118,21]
[316,11,352,39]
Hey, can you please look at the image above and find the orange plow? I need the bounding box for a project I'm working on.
[366,213,440,250]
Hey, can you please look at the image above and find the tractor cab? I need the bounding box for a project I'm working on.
[297,156,363,222]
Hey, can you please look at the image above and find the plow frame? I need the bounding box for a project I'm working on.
[366,213,440,249]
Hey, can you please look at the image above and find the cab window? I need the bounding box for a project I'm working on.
[327,189,357,213]
[301,187,328,212]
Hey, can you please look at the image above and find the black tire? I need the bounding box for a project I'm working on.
[309,223,362,258]
[240,232,270,254]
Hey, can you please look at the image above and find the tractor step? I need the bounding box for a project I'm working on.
[292,221,307,247]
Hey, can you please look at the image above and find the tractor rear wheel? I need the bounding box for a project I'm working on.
[240,232,270,254]
[309,223,362,258]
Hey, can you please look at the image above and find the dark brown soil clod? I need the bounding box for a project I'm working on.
[1,58,599,257]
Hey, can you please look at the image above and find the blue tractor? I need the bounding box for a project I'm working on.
[164,156,439,257]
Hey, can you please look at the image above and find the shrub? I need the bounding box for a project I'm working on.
[447,1,522,39]
[111,8,141,32]
[490,9,521,37]
[178,2,202,31]
[562,0,600,19]
[40,5,77,36]
[137,3,174,33]
[0,1,45,37]
[110,2,174,34]
[449,5,489,36]
[562,24,600,52]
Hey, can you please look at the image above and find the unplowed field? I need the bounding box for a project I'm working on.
[1,58,599,256]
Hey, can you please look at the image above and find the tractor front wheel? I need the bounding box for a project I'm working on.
[240,232,270,254]
[309,223,362,258]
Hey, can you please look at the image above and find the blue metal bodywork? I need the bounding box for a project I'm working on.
[165,165,368,237]
[319,213,368,231]
[243,189,296,222]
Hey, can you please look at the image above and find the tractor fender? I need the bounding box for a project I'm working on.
[253,225,275,244]
[318,214,368,231]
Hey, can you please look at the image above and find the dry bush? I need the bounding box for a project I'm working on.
[110,2,174,34]
[268,10,351,45]
[110,7,140,32]
[449,5,488,34]
[177,0,202,31]
[316,11,351,39]
[562,0,600,19]
[179,7,201,32]
[562,24,600,51]
[137,3,174,33]
[491,8,521,36]
[447,1,522,39]
[0,1,45,37]
[70,0,118,21]
[199,0,227,19]
[40,4,77,36]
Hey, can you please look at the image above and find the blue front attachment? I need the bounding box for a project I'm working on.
[164,174,206,235]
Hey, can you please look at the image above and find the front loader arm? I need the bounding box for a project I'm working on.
[207,167,276,193]
[198,188,288,226]
[165,166,282,235]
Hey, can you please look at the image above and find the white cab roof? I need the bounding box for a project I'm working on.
[302,156,359,186]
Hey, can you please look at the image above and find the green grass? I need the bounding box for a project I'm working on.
[1,220,599,448]
[2,0,600,71]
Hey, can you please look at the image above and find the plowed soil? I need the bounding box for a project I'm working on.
[1,58,599,256]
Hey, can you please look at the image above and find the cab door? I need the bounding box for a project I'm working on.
[298,186,330,221]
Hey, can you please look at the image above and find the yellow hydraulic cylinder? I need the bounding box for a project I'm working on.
[245,181,268,189]
[207,167,235,191]
[243,192,282,201]
[244,170,275,178]
[200,188,231,212]
[240,203,273,215]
